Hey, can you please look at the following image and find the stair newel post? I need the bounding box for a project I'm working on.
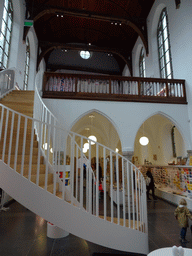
[103,147,107,221]
[127,162,131,228]
[116,154,120,225]
[96,143,99,217]
[36,120,43,186]
[88,139,92,214]
[122,158,126,227]
[28,119,34,181]
[2,108,9,162]
[70,133,75,206]
[7,111,14,167]
[80,136,84,208]
[110,151,113,223]
[20,117,27,177]
[0,107,4,140]
[14,115,21,172]
[131,164,135,229]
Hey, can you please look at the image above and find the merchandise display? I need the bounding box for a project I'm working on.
[139,166,192,198]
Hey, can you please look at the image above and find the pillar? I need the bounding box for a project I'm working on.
[47,222,69,238]
[122,150,134,162]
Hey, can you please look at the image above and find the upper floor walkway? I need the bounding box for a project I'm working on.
[42,72,187,105]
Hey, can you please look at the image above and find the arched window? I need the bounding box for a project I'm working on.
[139,47,146,77]
[0,0,13,69]
[157,8,173,79]
[23,38,30,90]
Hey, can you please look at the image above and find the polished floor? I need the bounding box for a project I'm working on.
[0,197,192,256]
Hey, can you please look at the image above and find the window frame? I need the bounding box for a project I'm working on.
[157,8,173,79]
[0,0,13,69]
[23,37,30,90]
[139,47,146,78]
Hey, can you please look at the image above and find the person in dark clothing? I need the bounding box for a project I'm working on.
[146,169,157,200]
[99,163,103,183]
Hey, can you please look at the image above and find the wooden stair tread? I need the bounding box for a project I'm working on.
[1,90,34,118]
[1,90,60,198]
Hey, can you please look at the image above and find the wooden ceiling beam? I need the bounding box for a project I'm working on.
[36,42,132,75]
[33,7,149,54]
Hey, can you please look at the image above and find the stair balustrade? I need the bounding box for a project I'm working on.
[0,68,15,98]
[34,84,148,231]
[0,69,149,254]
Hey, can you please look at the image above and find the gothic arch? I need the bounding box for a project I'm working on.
[134,111,189,166]
[70,109,122,152]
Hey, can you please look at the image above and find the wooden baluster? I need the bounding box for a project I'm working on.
[166,81,169,98]
[138,80,141,96]
[109,79,111,95]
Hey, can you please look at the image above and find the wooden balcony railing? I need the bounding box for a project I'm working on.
[42,72,187,104]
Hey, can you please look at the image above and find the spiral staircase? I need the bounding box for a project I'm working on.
[0,69,148,255]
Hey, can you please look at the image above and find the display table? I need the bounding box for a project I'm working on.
[148,247,192,256]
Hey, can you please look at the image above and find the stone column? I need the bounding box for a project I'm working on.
[122,150,134,162]
[122,150,134,198]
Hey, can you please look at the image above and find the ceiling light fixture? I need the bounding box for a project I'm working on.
[88,135,97,145]
[80,50,91,59]
[139,136,149,146]
[139,122,149,146]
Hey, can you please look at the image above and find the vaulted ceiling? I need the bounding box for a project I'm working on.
[24,0,155,75]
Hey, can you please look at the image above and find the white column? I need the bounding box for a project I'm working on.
[122,150,134,162]
[47,222,69,238]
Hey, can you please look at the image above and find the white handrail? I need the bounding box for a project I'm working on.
[35,81,147,231]
[0,78,148,237]
[0,69,15,98]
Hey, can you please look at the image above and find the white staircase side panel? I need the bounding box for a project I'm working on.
[0,161,149,254]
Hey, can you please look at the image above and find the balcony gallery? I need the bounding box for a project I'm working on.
[43,72,187,104]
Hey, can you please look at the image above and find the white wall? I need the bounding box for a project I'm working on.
[27,28,38,90]
[9,0,25,87]
[132,0,192,157]
[43,98,191,156]
[2,0,192,165]
[1,0,38,90]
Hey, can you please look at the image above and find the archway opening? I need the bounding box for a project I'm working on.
[133,114,186,166]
